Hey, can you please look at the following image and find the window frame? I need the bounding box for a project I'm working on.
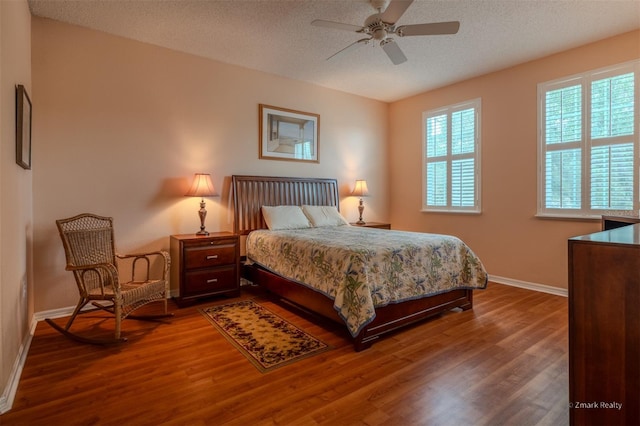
[537,60,640,219]
[422,98,482,214]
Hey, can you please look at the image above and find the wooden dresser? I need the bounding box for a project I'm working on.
[170,232,240,306]
[568,224,640,425]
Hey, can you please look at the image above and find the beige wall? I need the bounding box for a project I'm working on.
[389,30,640,289]
[31,17,389,313]
[0,0,32,413]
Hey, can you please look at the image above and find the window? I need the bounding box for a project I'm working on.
[538,61,639,218]
[422,99,481,213]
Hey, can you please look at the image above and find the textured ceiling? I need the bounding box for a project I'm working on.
[28,0,640,102]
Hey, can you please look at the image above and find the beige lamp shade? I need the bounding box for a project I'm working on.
[185,173,217,197]
[351,180,369,197]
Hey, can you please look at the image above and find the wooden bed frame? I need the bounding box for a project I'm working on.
[232,175,474,351]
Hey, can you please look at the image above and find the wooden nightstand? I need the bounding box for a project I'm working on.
[349,222,391,230]
[170,232,240,306]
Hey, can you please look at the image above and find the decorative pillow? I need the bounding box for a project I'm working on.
[301,205,350,227]
[261,205,312,230]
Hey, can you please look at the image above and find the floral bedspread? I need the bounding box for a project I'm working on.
[246,226,488,337]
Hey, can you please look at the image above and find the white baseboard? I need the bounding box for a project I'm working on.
[489,275,568,297]
[32,303,97,322]
[0,316,37,414]
[1,303,100,414]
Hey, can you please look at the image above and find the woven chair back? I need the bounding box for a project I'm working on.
[56,213,116,268]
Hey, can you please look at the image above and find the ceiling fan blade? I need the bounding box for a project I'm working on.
[380,0,413,24]
[312,19,363,33]
[381,40,407,65]
[327,38,369,61]
[396,21,460,37]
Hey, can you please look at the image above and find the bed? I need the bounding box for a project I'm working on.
[232,175,488,351]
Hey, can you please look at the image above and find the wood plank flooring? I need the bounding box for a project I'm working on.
[1,282,568,426]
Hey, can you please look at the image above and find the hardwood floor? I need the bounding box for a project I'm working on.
[1,282,568,426]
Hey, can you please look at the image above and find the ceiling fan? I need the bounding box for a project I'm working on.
[311,0,460,65]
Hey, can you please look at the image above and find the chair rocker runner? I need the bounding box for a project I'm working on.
[46,213,173,344]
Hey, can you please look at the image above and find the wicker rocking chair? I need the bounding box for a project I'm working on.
[46,213,172,344]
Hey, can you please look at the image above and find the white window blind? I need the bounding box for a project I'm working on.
[538,61,639,218]
[423,99,481,213]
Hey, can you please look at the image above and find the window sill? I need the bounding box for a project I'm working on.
[421,209,481,215]
[535,213,601,221]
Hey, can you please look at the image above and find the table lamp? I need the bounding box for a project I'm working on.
[185,173,218,235]
[351,179,369,224]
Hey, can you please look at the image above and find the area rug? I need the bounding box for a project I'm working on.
[200,299,331,373]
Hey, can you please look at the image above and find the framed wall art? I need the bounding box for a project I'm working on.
[259,104,319,163]
[16,84,32,170]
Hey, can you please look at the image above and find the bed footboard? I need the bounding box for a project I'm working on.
[353,289,473,351]
[243,262,473,351]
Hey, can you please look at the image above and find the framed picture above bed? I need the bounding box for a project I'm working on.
[259,104,319,163]
[15,84,32,170]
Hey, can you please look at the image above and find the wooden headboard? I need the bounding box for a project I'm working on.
[232,175,340,235]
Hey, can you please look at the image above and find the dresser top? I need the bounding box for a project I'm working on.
[171,232,236,241]
[571,223,640,246]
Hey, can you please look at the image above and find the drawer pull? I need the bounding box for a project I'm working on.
[207,278,218,284]
[206,255,218,260]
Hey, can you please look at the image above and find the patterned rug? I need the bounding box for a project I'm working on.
[200,299,331,373]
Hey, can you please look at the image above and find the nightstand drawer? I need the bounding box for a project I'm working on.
[183,266,237,296]
[184,244,236,269]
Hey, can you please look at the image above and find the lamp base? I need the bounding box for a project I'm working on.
[357,198,365,225]
[195,199,210,236]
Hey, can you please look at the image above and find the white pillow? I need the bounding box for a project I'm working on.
[261,206,312,230]
[302,205,350,227]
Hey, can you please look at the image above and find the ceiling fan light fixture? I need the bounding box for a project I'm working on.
[372,27,387,40]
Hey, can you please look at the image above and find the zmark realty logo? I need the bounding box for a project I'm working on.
[570,401,623,410]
